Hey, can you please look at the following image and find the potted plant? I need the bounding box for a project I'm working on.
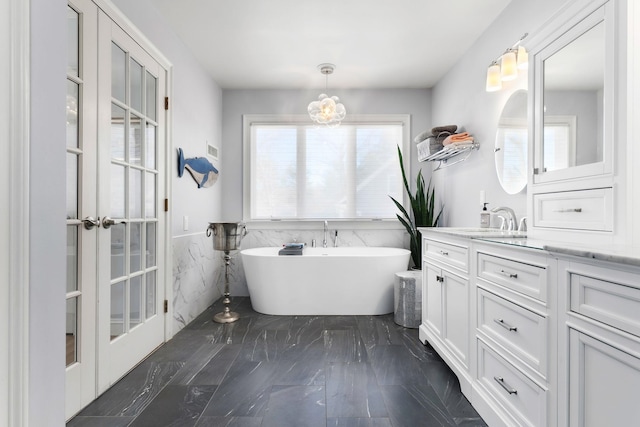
[390,146,443,269]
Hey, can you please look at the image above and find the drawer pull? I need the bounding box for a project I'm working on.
[554,208,582,213]
[439,250,449,256]
[436,275,444,283]
[494,318,518,332]
[494,376,518,395]
[497,269,518,279]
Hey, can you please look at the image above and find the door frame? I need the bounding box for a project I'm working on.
[95,0,174,341]
[4,0,31,424]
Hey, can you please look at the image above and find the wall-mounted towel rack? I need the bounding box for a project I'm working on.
[418,143,479,171]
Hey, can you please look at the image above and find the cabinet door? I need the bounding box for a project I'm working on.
[442,270,469,367]
[569,328,640,427]
[424,263,443,336]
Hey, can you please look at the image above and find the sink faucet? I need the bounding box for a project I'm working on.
[323,220,328,248]
[491,206,517,231]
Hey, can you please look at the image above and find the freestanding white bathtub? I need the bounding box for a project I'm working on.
[240,246,411,315]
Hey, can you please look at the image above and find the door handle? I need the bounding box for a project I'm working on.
[101,216,126,229]
[82,216,100,230]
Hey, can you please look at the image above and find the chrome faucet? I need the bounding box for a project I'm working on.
[323,220,328,248]
[491,206,517,231]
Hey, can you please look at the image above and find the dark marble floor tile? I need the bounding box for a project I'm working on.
[326,362,387,418]
[79,361,184,417]
[169,343,226,385]
[66,416,134,427]
[129,385,216,427]
[261,385,326,427]
[418,358,462,407]
[368,345,423,385]
[201,360,279,417]
[195,417,262,427]
[356,315,405,348]
[273,358,326,385]
[325,315,359,330]
[281,316,326,345]
[381,383,457,427]
[327,418,393,427]
[190,345,242,385]
[324,329,368,363]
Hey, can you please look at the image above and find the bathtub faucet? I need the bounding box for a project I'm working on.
[323,220,329,248]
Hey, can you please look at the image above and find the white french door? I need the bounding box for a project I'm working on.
[65,0,168,419]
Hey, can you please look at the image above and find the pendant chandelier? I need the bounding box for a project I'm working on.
[307,63,346,127]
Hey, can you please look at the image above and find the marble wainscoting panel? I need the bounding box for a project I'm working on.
[232,228,408,298]
[172,233,221,332]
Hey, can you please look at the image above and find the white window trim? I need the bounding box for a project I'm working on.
[242,114,411,230]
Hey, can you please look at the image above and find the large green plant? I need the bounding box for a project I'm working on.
[390,146,443,269]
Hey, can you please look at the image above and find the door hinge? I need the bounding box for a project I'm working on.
[164,198,169,212]
[533,167,539,175]
[164,300,168,313]
[164,97,169,110]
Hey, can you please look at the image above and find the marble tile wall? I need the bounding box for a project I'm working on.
[172,233,222,332]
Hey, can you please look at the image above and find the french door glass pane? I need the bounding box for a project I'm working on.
[130,275,142,329]
[130,222,141,273]
[111,103,126,161]
[130,168,142,218]
[111,42,126,103]
[110,281,125,340]
[146,223,156,267]
[67,153,78,219]
[146,71,157,121]
[111,164,125,218]
[110,223,125,279]
[67,7,79,77]
[129,114,142,165]
[67,80,79,148]
[130,58,143,113]
[145,173,156,218]
[67,226,78,293]
[146,271,156,319]
[145,124,156,169]
[66,297,78,366]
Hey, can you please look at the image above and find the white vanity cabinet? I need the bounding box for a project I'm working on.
[557,257,640,427]
[473,241,556,427]
[419,232,472,395]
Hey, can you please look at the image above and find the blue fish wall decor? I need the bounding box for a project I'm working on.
[178,148,219,188]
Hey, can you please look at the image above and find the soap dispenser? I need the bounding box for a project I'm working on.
[480,203,490,228]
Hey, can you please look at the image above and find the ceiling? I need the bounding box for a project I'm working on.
[149,0,512,90]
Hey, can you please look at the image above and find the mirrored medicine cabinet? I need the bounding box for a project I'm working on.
[532,2,614,185]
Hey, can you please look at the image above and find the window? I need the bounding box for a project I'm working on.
[243,115,410,221]
[543,115,577,172]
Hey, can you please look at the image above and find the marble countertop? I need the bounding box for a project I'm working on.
[419,227,640,267]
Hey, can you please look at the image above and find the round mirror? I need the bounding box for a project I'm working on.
[495,90,528,194]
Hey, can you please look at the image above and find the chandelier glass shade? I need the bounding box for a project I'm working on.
[308,64,346,127]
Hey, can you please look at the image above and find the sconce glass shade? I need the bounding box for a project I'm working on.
[517,45,529,69]
[486,62,502,92]
[501,49,518,81]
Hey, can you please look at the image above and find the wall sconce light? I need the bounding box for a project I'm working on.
[485,33,528,92]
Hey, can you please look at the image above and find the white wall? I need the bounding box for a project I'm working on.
[30,0,67,424]
[221,88,433,220]
[431,0,570,228]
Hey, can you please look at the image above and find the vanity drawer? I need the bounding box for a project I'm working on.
[478,288,547,376]
[533,188,613,231]
[477,252,547,302]
[570,272,640,338]
[477,339,547,427]
[424,238,468,273]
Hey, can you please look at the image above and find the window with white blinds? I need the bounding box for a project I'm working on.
[244,115,410,221]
